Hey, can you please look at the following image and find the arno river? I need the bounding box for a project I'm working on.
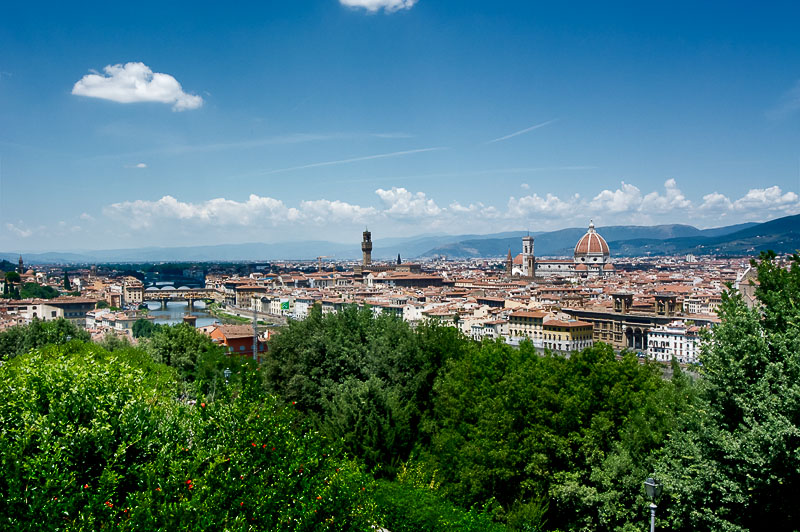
[144,300,220,328]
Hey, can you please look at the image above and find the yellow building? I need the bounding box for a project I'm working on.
[542,319,593,352]
[508,310,547,342]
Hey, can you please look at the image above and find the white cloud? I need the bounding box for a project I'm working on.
[732,186,799,212]
[299,199,377,223]
[103,194,299,229]
[640,178,691,213]
[72,62,203,111]
[698,192,732,212]
[6,222,32,238]
[136,163,147,168]
[590,182,642,213]
[520,183,530,190]
[375,187,441,217]
[90,180,799,242]
[697,186,800,220]
[339,0,418,13]
[80,213,96,222]
[449,201,500,218]
[507,193,576,218]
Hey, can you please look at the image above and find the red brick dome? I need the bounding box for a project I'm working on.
[574,221,610,256]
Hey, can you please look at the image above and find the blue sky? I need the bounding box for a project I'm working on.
[1,0,799,251]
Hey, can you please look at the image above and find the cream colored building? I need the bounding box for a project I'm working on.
[508,310,547,345]
[542,319,593,353]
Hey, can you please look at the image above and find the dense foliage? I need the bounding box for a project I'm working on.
[0,317,90,361]
[19,282,60,299]
[132,318,160,338]
[263,306,473,474]
[0,343,377,531]
[1,252,796,531]
[655,252,800,531]
[3,271,21,299]
[261,305,691,530]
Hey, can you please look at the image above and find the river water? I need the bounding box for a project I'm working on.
[144,301,220,328]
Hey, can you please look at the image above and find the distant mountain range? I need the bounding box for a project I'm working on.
[420,215,799,258]
[2,216,797,264]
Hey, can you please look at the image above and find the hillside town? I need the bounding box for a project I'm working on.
[0,223,766,366]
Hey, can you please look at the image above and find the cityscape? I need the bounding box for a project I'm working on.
[1,1,799,531]
[0,221,781,365]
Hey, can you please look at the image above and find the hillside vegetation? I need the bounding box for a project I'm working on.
[1,252,797,531]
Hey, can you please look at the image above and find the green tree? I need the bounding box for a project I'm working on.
[63,271,71,290]
[97,331,132,351]
[423,339,682,530]
[96,300,110,309]
[263,306,461,475]
[0,342,378,531]
[657,252,800,531]
[19,282,59,299]
[140,322,242,397]
[4,271,21,300]
[132,318,159,338]
[0,317,90,361]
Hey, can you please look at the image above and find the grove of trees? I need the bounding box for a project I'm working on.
[0,251,796,531]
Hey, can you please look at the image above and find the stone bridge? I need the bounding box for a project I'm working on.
[144,288,222,309]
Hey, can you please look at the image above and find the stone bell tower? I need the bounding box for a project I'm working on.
[522,235,535,277]
[361,229,372,267]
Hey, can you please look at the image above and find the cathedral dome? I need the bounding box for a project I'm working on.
[574,221,610,259]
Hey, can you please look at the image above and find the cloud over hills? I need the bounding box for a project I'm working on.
[99,180,800,240]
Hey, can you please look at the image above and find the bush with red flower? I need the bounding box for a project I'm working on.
[0,342,377,531]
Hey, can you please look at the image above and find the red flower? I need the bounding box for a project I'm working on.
[186,479,192,484]
[271,447,276,451]
[251,442,256,447]
[316,496,322,500]
[200,402,206,408]
[83,484,89,489]
[156,487,162,492]
[292,401,296,405]
[262,444,267,448]
[240,501,244,506]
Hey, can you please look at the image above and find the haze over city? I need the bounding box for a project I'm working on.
[1,0,799,252]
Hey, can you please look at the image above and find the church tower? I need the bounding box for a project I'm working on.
[18,255,23,274]
[361,229,372,267]
[506,249,513,275]
[522,235,535,277]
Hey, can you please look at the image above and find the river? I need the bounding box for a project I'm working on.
[144,300,220,328]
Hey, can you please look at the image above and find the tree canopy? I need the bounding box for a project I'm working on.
[1,251,797,531]
[19,282,59,299]
[0,317,90,361]
[656,252,800,531]
[0,342,377,531]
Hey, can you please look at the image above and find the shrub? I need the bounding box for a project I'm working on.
[0,342,378,531]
